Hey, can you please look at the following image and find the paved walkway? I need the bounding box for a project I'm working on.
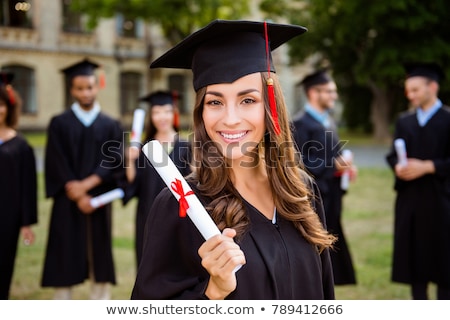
[349,144,390,168]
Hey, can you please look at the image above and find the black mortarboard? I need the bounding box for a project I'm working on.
[61,58,100,79]
[300,69,332,91]
[139,90,175,107]
[150,20,307,91]
[404,62,445,82]
[0,71,14,86]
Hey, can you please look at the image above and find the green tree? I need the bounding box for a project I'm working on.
[70,0,249,45]
[262,0,450,141]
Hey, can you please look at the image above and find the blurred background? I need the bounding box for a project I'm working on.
[2,0,449,299]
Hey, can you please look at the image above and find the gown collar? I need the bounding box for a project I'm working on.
[71,101,101,127]
[416,99,442,127]
[305,102,331,128]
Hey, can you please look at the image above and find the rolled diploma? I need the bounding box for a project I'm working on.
[130,108,146,145]
[90,188,125,208]
[394,138,408,167]
[142,140,221,240]
[340,149,352,190]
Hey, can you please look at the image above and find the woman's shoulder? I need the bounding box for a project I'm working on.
[13,133,34,150]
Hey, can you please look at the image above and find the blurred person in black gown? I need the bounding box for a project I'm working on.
[124,90,191,267]
[131,20,336,300]
[41,59,124,299]
[0,71,37,299]
[292,69,357,285]
[386,62,450,299]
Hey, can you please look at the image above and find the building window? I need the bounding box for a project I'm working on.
[0,0,33,28]
[116,13,142,38]
[2,65,36,114]
[168,74,187,114]
[120,71,142,114]
[62,0,88,33]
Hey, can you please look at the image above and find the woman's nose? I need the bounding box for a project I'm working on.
[223,105,241,126]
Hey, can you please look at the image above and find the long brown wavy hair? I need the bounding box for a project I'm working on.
[190,72,336,252]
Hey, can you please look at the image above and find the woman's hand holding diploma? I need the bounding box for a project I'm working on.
[199,228,246,300]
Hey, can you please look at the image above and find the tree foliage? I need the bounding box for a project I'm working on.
[261,0,450,136]
[71,0,249,44]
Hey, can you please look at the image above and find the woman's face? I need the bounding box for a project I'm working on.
[202,72,266,162]
[0,99,7,126]
[151,104,174,133]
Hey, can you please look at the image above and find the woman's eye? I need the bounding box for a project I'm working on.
[205,99,222,106]
[242,98,256,104]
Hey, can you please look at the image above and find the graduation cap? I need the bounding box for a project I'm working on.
[61,58,100,79]
[139,90,175,107]
[150,19,307,134]
[0,71,14,86]
[404,62,445,82]
[300,69,333,92]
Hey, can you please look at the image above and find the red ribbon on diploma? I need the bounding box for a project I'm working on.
[171,178,194,218]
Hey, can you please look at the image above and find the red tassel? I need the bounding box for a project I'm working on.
[172,90,180,129]
[99,68,106,89]
[267,78,280,135]
[264,21,280,136]
[6,85,15,106]
[173,109,180,129]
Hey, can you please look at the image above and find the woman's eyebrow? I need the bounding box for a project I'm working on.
[205,88,260,97]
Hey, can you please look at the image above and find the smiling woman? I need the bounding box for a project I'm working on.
[131,19,337,300]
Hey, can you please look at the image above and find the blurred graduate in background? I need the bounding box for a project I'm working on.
[386,62,450,299]
[41,58,124,299]
[124,90,192,267]
[0,71,37,299]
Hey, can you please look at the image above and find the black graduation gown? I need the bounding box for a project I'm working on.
[385,106,450,287]
[292,112,357,285]
[123,137,192,266]
[0,135,37,299]
[131,182,335,300]
[41,110,124,287]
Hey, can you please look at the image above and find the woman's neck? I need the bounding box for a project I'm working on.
[231,160,274,220]
[0,125,16,141]
[230,159,267,186]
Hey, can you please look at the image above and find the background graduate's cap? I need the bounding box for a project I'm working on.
[0,71,14,86]
[300,69,333,91]
[404,62,445,82]
[61,58,100,79]
[140,90,180,128]
[150,19,307,91]
[139,90,175,107]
